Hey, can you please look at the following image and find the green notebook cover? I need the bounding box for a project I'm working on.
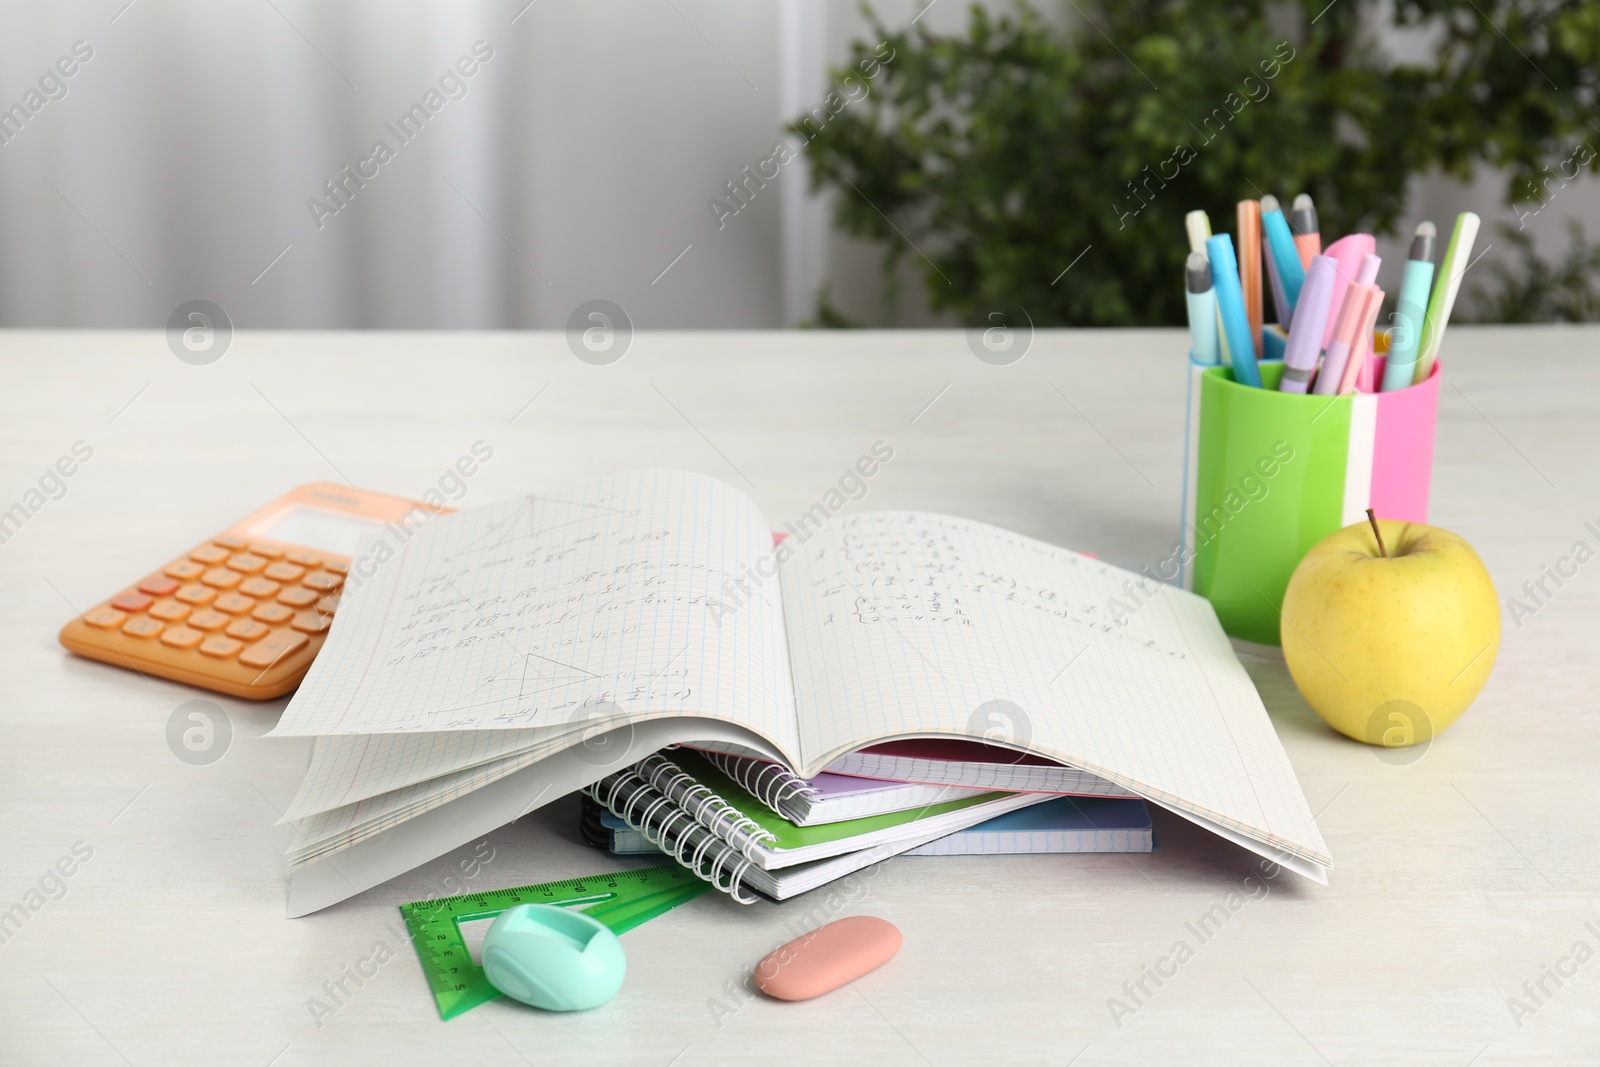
[668,750,1010,854]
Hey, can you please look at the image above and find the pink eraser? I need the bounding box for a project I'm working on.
[753,916,902,1001]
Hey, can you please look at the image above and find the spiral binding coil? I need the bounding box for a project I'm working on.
[587,755,770,905]
[702,751,819,811]
[631,753,776,864]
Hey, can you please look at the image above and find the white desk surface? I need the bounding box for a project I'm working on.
[2,328,1597,1066]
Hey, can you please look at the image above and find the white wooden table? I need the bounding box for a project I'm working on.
[2,328,1597,1066]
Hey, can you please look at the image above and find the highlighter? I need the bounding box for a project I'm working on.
[1415,211,1480,384]
[1205,233,1262,388]
[1314,255,1381,396]
[1259,195,1306,321]
[1279,255,1338,394]
[1381,221,1436,391]
[1237,200,1263,358]
[1185,252,1220,366]
[1289,194,1321,269]
[1318,233,1377,352]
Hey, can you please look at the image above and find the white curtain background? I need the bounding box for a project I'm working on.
[0,0,1590,328]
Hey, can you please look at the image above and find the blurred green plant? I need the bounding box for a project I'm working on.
[1467,222,1600,322]
[795,0,1600,326]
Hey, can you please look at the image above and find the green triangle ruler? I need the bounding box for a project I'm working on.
[399,864,710,1021]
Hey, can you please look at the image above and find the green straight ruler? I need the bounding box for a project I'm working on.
[399,864,710,1020]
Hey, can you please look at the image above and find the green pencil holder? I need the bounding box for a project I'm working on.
[1177,348,1440,646]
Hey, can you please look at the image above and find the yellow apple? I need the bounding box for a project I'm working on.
[1280,515,1499,748]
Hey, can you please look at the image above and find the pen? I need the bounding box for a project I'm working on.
[1185,252,1220,366]
[1414,211,1480,384]
[1237,200,1263,358]
[1314,255,1381,396]
[1205,233,1262,388]
[1259,195,1306,321]
[1290,194,1321,269]
[1279,255,1338,393]
[1185,210,1212,256]
[1381,221,1436,391]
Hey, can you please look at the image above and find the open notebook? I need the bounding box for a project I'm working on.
[269,469,1330,914]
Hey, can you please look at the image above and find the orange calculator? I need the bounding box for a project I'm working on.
[59,483,441,700]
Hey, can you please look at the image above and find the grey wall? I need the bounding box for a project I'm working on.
[0,0,1591,329]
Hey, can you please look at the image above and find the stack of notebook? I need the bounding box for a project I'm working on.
[267,470,1331,916]
[578,749,1153,899]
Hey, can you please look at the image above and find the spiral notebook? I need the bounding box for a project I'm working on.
[697,750,988,826]
[901,796,1153,856]
[586,751,1051,901]
[594,794,1154,857]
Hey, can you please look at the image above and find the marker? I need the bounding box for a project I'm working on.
[1205,233,1262,388]
[1185,210,1224,360]
[1279,255,1338,393]
[1259,195,1306,321]
[1289,194,1321,269]
[1185,210,1212,256]
[1414,211,1480,384]
[1348,253,1383,393]
[1318,233,1377,351]
[1314,255,1381,396]
[1262,234,1288,326]
[1237,200,1263,358]
[1337,285,1385,395]
[1185,252,1220,366]
[1381,221,1436,391]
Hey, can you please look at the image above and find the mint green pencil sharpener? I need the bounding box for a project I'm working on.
[481,903,627,1011]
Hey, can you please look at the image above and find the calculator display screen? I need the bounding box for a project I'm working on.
[252,505,390,557]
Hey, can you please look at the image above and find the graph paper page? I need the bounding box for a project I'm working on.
[269,470,798,757]
[780,511,1328,867]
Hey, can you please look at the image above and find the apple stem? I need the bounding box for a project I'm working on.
[1366,507,1388,558]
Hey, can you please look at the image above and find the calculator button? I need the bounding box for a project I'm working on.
[175,583,216,606]
[213,593,254,614]
[214,535,247,549]
[199,636,242,658]
[187,609,229,632]
[121,617,164,639]
[249,543,285,559]
[190,545,230,565]
[159,625,204,649]
[110,591,152,613]
[316,595,340,616]
[202,567,242,590]
[84,607,127,629]
[226,553,267,574]
[148,599,191,623]
[138,575,180,597]
[239,630,309,669]
[251,602,293,624]
[164,560,206,581]
[324,560,348,575]
[291,611,333,634]
[264,562,305,583]
[286,551,321,568]
[278,587,318,608]
[239,577,280,598]
[225,618,268,641]
[303,572,343,593]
